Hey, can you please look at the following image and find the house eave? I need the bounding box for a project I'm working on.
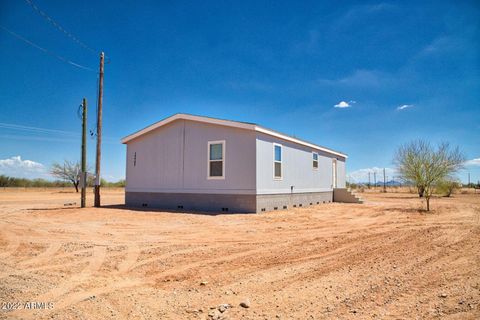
[121,113,348,159]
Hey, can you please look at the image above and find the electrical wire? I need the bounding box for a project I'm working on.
[0,122,120,143]
[24,0,110,63]
[0,122,79,136]
[0,25,95,72]
[24,0,97,56]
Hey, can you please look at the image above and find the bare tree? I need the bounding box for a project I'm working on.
[394,140,465,211]
[50,161,81,192]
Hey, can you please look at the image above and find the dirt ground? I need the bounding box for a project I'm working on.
[0,188,479,319]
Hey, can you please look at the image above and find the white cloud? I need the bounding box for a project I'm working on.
[334,101,351,108]
[465,158,480,166]
[397,104,413,110]
[347,167,397,183]
[0,155,46,178]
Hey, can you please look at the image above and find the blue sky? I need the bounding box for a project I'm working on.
[0,0,479,183]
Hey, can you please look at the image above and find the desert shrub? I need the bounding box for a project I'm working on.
[0,175,124,188]
[436,179,461,197]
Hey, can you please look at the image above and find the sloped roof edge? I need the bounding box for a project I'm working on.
[121,113,347,158]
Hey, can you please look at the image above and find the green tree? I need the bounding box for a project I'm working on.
[394,140,465,211]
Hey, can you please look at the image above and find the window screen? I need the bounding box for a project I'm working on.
[313,153,318,169]
[274,144,282,179]
[210,143,223,161]
[208,142,224,178]
[275,145,282,161]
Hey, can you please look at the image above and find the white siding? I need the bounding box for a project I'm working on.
[126,120,256,194]
[256,132,346,194]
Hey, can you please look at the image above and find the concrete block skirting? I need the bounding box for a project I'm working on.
[125,192,257,213]
[125,192,333,213]
[256,192,333,212]
[126,191,333,213]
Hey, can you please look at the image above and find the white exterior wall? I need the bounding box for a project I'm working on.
[126,120,256,194]
[336,159,346,188]
[125,118,346,196]
[256,132,346,194]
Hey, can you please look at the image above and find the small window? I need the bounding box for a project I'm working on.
[208,141,225,179]
[273,144,282,179]
[133,152,137,167]
[312,152,318,169]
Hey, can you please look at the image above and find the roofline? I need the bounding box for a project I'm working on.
[121,113,348,158]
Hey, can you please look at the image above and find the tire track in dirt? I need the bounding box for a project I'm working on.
[10,245,107,319]
[0,229,20,260]
[0,248,97,279]
[30,278,144,320]
[19,242,62,267]
[9,242,153,319]
[117,244,140,273]
[123,243,228,274]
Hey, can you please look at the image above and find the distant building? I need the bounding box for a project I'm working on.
[122,114,359,213]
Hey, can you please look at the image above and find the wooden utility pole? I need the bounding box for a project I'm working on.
[81,98,87,208]
[373,172,377,189]
[94,52,104,207]
[383,168,386,193]
[368,172,371,189]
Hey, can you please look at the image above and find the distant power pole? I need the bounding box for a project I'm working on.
[368,172,371,189]
[468,172,471,187]
[383,168,386,193]
[81,98,87,208]
[94,52,105,207]
[374,172,377,189]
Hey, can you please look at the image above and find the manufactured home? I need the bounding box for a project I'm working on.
[121,114,360,213]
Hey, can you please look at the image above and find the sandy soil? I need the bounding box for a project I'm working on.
[0,188,479,319]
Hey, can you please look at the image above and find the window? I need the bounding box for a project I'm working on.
[312,152,318,169]
[208,141,225,179]
[133,152,137,167]
[273,143,282,179]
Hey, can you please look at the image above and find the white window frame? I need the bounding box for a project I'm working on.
[207,140,225,180]
[273,143,283,180]
[312,152,319,170]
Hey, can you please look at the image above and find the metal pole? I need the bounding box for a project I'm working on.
[94,52,104,207]
[383,168,386,193]
[81,98,87,208]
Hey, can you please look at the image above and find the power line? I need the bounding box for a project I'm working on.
[24,0,98,56]
[0,134,119,144]
[0,122,119,143]
[0,122,79,136]
[0,25,95,72]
